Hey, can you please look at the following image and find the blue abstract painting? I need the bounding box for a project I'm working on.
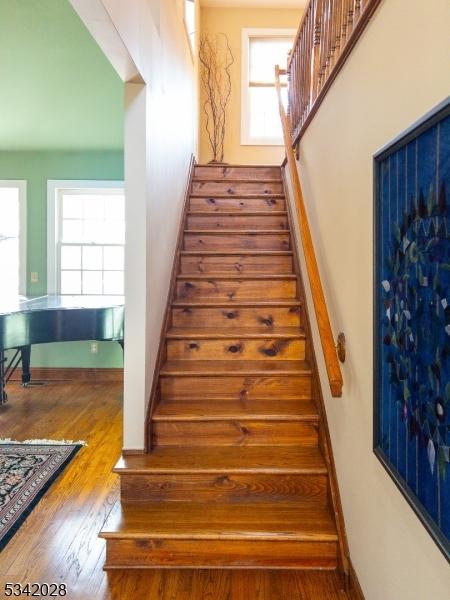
[374,100,450,560]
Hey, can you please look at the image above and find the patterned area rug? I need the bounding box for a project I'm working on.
[0,442,82,551]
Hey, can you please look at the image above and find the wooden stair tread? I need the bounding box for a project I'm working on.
[160,360,311,376]
[190,196,285,200]
[195,164,281,168]
[172,299,301,307]
[166,327,305,339]
[115,446,326,474]
[153,398,318,421]
[177,274,296,281]
[193,179,282,184]
[181,250,293,256]
[187,211,287,217]
[185,229,288,234]
[100,500,337,542]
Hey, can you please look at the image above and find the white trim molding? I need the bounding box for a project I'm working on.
[241,28,296,146]
[47,180,124,295]
[0,180,27,295]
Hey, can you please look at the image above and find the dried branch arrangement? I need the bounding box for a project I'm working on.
[199,33,234,164]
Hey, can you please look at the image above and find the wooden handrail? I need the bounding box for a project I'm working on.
[287,0,382,145]
[275,66,344,398]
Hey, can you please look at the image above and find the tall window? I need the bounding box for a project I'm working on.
[47,181,125,296]
[241,29,295,145]
[184,0,196,56]
[0,181,26,298]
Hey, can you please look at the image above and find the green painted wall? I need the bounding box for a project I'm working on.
[0,0,124,150]
[0,150,124,368]
[0,0,124,368]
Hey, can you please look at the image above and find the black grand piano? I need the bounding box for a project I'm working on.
[0,295,124,404]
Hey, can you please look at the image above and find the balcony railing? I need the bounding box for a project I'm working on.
[288,0,382,145]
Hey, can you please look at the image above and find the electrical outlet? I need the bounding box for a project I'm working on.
[31,272,38,283]
[90,342,98,354]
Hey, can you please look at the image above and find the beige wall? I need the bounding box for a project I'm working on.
[289,0,450,597]
[101,0,197,449]
[199,7,301,165]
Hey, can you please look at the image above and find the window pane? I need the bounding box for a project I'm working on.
[0,239,18,268]
[82,270,103,294]
[56,186,125,297]
[103,271,124,295]
[0,188,19,237]
[185,0,195,34]
[61,245,81,270]
[0,188,20,297]
[83,219,104,243]
[104,246,124,271]
[249,87,283,139]
[62,194,83,219]
[107,195,125,220]
[103,220,125,244]
[0,239,19,297]
[62,219,83,242]
[249,37,292,84]
[82,246,103,270]
[61,270,82,295]
[83,195,105,220]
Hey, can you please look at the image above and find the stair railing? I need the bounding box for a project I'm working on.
[275,65,344,398]
[288,0,382,146]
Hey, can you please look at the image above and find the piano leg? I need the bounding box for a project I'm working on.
[20,346,31,386]
[0,350,7,404]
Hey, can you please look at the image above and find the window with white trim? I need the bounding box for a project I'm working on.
[47,181,125,296]
[0,181,27,298]
[184,0,196,56]
[241,29,295,145]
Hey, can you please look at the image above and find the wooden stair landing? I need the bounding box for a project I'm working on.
[101,163,344,571]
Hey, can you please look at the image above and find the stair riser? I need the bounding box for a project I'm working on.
[189,197,286,212]
[167,338,305,361]
[153,421,318,447]
[180,254,294,275]
[176,279,297,301]
[161,376,312,400]
[171,306,302,328]
[191,181,284,196]
[120,473,328,503]
[184,233,290,251]
[186,215,288,231]
[104,538,338,569]
[194,166,281,180]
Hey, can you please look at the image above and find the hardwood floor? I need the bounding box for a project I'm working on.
[0,381,352,599]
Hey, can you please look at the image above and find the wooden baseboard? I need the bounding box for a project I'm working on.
[11,367,123,383]
[122,449,145,456]
[348,559,365,600]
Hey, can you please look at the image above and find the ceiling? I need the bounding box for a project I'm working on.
[0,0,123,151]
[201,1,306,7]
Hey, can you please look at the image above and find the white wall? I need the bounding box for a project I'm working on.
[293,0,450,597]
[101,0,197,449]
[200,7,302,164]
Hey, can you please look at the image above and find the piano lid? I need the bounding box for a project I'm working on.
[0,295,125,316]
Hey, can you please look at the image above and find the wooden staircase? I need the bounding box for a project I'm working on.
[101,164,348,573]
